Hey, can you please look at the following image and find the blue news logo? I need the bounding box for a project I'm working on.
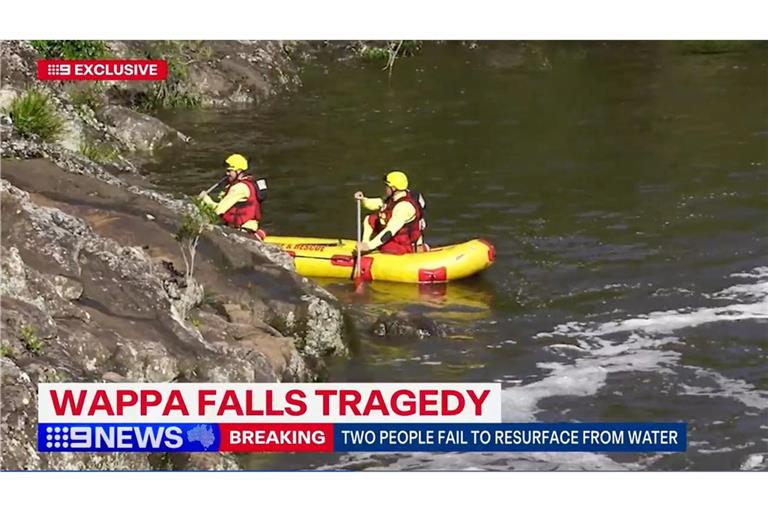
[38,424,220,452]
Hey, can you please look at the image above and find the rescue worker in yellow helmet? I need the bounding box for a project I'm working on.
[198,154,268,239]
[353,170,428,255]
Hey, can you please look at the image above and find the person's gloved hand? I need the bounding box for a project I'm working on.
[356,241,371,253]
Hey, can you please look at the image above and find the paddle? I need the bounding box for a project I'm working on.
[353,198,365,291]
[204,176,228,195]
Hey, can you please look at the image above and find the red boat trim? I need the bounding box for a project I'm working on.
[478,239,496,262]
[360,256,374,281]
[418,266,447,283]
[330,255,355,267]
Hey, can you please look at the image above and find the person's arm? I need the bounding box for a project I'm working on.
[213,183,251,215]
[200,193,218,209]
[353,191,383,210]
[366,201,416,250]
[361,196,384,211]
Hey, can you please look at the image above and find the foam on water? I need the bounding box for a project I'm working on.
[539,301,767,339]
[710,267,768,301]
[741,453,768,470]
[503,334,681,422]
[323,266,768,470]
[680,368,768,410]
[500,265,768,468]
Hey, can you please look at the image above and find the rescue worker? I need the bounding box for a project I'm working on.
[198,153,267,239]
[353,170,428,255]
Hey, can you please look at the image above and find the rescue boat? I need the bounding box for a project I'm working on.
[264,236,495,283]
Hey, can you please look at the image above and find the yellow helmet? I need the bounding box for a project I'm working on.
[384,170,409,191]
[225,153,248,172]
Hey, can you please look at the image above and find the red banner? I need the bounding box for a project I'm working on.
[37,59,168,81]
[218,423,334,452]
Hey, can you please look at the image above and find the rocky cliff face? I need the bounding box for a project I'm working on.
[0,154,349,469]
[0,40,355,470]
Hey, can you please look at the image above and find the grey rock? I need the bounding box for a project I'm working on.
[96,105,188,153]
[101,371,125,382]
[52,275,83,300]
[0,166,350,469]
[371,312,446,339]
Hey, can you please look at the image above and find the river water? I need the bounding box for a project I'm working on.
[147,42,768,470]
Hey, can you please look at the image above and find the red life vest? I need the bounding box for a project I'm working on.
[220,177,262,229]
[373,190,426,253]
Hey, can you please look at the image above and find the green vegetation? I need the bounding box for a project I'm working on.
[30,40,109,60]
[0,344,13,358]
[20,325,43,354]
[198,45,215,61]
[361,40,422,61]
[173,197,222,288]
[361,46,391,61]
[190,317,201,328]
[360,41,422,77]
[6,89,64,142]
[192,197,222,225]
[143,56,201,109]
[41,367,64,383]
[79,140,118,163]
[397,40,422,57]
[174,211,204,281]
[68,84,104,112]
[174,200,219,282]
[141,42,202,110]
[174,212,205,247]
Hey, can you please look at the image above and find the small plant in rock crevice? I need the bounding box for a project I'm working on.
[6,89,64,142]
[20,325,43,354]
[174,212,204,283]
[79,140,119,164]
[68,84,105,113]
[173,199,220,283]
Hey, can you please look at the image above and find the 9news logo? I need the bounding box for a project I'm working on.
[38,424,208,452]
[42,425,78,449]
[44,63,72,77]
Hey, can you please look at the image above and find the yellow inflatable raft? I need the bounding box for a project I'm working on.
[264,236,495,283]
